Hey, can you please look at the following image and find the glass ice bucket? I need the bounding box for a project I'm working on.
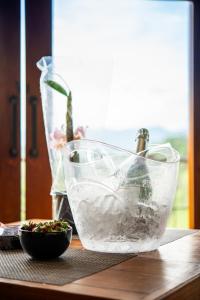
[62,139,180,253]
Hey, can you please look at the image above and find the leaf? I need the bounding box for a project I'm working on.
[45,80,68,97]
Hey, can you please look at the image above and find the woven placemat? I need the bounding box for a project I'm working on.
[0,229,196,286]
[0,248,134,285]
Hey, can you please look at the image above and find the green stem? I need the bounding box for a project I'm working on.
[66,91,73,142]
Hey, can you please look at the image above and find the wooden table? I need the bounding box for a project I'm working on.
[1,226,200,300]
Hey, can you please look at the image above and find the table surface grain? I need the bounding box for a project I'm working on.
[1,221,200,300]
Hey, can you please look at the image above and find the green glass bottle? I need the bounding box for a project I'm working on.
[127,128,152,202]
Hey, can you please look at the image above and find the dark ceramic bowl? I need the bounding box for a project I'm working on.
[19,227,72,259]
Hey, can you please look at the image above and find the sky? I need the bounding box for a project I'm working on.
[52,0,192,132]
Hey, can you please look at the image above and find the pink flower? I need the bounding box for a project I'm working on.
[74,126,87,140]
[49,128,66,150]
[50,126,87,150]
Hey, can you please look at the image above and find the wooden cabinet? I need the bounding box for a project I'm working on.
[26,0,52,219]
[0,0,20,222]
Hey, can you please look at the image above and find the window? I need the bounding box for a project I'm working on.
[1,0,200,228]
[53,0,191,227]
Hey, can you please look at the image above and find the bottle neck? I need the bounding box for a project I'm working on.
[135,128,149,156]
[136,137,148,154]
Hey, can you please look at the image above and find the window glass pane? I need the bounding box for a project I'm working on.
[52,0,191,228]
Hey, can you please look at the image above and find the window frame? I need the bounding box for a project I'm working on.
[188,0,200,228]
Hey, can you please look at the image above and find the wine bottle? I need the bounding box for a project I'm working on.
[127,128,152,202]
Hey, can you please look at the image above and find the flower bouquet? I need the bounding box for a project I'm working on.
[37,56,85,234]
